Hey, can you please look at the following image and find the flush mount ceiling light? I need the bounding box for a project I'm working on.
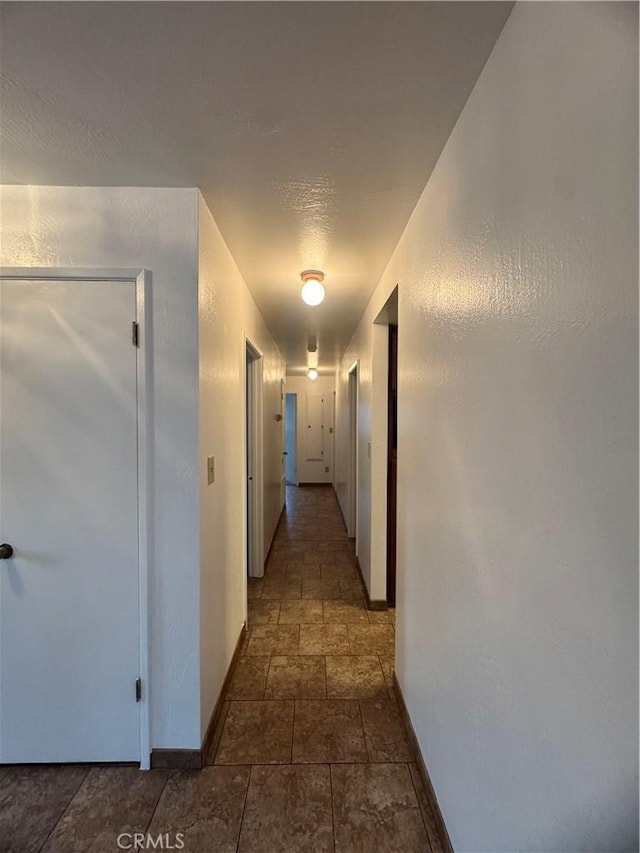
[300,270,325,307]
[307,368,318,381]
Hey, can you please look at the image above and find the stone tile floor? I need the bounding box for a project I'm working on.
[0,486,445,852]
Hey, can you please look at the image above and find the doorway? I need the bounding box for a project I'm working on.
[347,362,359,541]
[0,271,148,764]
[285,393,297,485]
[387,324,398,605]
[245,340,264,579]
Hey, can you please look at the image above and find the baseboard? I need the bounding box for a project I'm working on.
[334,487,388,611]
[149,748,201,770]
[393,674,454,853]
[264,501,287,566]
[355,555,388,612]
[200,623,247,761]
[150,624,247,770]
[336,495,349,531]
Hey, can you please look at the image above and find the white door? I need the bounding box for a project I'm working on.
[285,393,297,485]
[245,344,263,578]
[0,278,141,763]
[304,394,324,461]
[279,379,285,506]
[246,348,254,576]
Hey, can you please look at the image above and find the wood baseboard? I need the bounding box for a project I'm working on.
[200,623,247,762]
[393,674,454,853]
[337,507,347,531]
[150,624,247,770]
[264,501,287,565]
[355,555,388,612]
[149,748,201,770]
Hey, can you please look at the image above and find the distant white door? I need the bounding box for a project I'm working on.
[285,394,297,485]
[245,341,263,578]
[0,278,140,763]
[304,393,325,461]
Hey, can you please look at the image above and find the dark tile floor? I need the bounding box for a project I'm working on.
[0,486,445,853]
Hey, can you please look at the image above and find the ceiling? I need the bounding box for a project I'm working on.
[0,1,512,373]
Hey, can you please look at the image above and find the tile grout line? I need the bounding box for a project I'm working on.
[234,764,254,853]
[291,694,297,764]
[36,767,90,852]
[142,771,173,838]
[328,763,337,853]
[357,698,371,764]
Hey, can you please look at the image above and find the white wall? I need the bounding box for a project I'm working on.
[336,3,638,850]
[285,375,335,484]
[1,187,287,753]
[0,186,202,750]
[336,320,390,599]
[198,194,285,740]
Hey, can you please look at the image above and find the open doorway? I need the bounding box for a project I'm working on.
[285,393,297,485]
[245,339,264,579]
[387,324,398,605]
[347,362,359,541]
[373,286,398,608]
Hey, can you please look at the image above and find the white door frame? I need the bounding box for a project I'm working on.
[347,360,360,545]
[243,334,264,582]
[0,266,152,769]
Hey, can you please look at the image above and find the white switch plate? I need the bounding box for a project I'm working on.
[207,456,215,484]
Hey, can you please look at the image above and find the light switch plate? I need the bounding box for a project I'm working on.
[207,456,215,485]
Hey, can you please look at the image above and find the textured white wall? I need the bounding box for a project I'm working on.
[0,186,202,749]
[337,3,638,849]
[336,318,392,599]
[285,375,335,484]
[198,195,285,739]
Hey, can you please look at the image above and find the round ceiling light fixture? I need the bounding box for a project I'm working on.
[300,270,325,307]
[307,368,318,381]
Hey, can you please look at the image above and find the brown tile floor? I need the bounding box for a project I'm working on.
[0,486,445,853]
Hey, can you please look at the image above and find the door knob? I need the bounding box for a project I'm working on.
[0,543,14,559]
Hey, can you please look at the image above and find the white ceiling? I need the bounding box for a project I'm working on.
[0,1,512,373]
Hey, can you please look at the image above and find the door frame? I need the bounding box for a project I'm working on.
[386,324,398,606]
[347,360,360,544]
[0,266,152,768]
[243,334,264,582]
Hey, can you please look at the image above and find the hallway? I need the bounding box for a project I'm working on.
[0,485,445,853]
[1,3,636,848]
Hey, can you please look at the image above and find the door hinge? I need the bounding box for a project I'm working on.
[135,677,142,702]
[132,322,140,348]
